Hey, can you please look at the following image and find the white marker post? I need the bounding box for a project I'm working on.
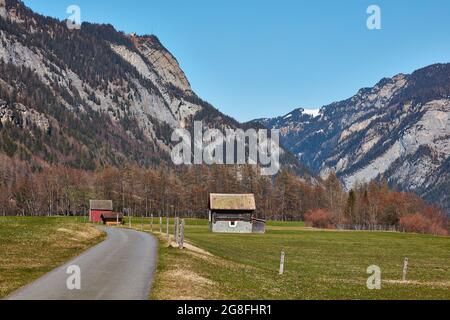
[166,215,170,242]
[179,219,185,250]
[402,258,409,281]
[176,221,180,247]
[279,250,285,275]
[159,216,162,233]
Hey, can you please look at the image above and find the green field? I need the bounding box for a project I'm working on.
[1,217,449,300]
[144,219,450,300]
[0,217,104,298]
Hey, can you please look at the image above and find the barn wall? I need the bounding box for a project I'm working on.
[212,221,253,233]
[90,210,111,223]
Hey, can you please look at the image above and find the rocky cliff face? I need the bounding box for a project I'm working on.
[0,0,304,174]
[0,0,6,20]
[252,65,450,214]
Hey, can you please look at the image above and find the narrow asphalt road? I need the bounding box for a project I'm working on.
[7,227,158,300]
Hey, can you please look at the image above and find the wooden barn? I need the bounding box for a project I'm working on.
[89,200,113,223]
[208,193,265,234]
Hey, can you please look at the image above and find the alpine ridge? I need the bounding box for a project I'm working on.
[251,64,450,214]
[0,0,304,175]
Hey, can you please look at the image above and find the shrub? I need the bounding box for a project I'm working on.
[399,212,449,236]
[304,209,335,229]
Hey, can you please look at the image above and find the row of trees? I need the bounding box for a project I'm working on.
[0,158,324,218]
[0,156,448,235]
[305,180,449,235]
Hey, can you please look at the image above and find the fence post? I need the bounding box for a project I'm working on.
[174,217,179,243]
[159,216,162,233]
[402,257,409,281]
[279,250,285,275]
[166,215,170,242]
[179,219,185,250]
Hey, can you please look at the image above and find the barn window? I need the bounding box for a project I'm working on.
[229,221,237,228]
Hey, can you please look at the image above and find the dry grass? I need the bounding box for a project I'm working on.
[150,246,219,300]
[0,217,105,298]
[129,218,450,300]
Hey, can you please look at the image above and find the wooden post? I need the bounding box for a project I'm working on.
[141,215,143,231]
[166,215,170,242]
[159,216,162,233]
[179,219,185,250]
[178,217,181,242]
[279,250,285,275]
[174,217,179,243]
[151,214,154,232]
[402,257,409,281]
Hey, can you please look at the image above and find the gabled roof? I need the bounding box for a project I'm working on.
[209,194,256,211]
[89,200,113,211]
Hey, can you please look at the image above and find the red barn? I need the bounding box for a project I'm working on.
[89,200,113,223]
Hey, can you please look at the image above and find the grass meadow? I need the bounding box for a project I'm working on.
[0,217,104,298]
[0,216,449,300]
[142,218,450,300]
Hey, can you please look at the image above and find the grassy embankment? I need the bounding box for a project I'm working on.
[129,218,450,300]
[0,217,105,298]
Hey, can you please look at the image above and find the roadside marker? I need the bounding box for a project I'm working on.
[174,217,179,243]
[279,250,285,275]
[179,219,185,250]
[402,257,409,281]
[166,215,170,242]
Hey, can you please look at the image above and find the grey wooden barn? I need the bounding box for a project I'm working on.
[208,193,265,234]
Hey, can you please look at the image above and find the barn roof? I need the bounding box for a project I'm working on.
[209,194,256,211]
[90,200,113,211]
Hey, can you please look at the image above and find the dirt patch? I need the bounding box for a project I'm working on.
[57,226,102,241]
[170,240,212,256]
[153,231,213,256]
[157,263,217,300]
[326,277,450,289]
[384,279,450,287]
[167,269,215,286]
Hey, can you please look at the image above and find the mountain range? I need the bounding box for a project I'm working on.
[0,0,448,214]
[0,0,303,174]
[251,65,450,214]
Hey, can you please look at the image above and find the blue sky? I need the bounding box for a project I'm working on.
[23,0,450,122]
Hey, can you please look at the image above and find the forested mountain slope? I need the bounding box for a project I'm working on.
[0,0,305,175]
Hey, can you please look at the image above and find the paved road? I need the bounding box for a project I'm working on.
[7,227,158,300]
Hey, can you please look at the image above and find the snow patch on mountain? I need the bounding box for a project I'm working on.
[303,109,321,117]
